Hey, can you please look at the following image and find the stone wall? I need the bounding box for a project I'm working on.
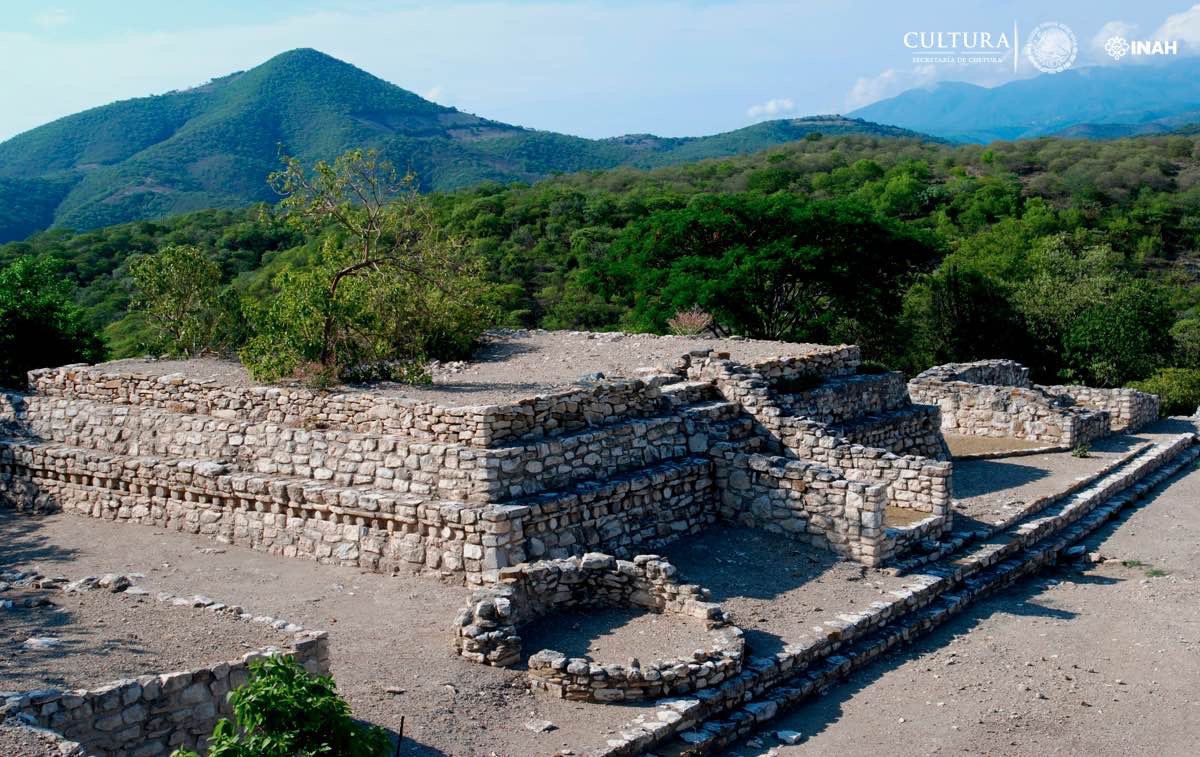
[453,553,744,702]
[1,569,330,757]
[909,360,1114,447]
[1040,384,1160,432]
[27,364,720,447]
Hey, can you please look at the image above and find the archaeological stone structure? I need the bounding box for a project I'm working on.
[0,338,951,582]
[909,359,1159,448]
[2,334,1194,756]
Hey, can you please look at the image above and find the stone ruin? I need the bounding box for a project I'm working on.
[0,337,1178,748]
[909,359,1159,448]
[0,339,953,581]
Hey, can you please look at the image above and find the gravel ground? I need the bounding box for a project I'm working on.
[0,719,71,757]
[0,511,652,756]
[0,587,285,691]
[518,608,715,664]
[735,455,1200,757]
[99,330,828,406]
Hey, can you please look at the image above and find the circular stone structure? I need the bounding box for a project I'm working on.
[452,552,745,702]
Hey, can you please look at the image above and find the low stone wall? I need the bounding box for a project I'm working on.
[1,570,330,757]
[27,365,694,447]
[1040,384,1160,432]
[774,372,909,424]
[453,553,744,702]
[909,360,1112,447]
[830,404,948,460]
[504,457,717,563]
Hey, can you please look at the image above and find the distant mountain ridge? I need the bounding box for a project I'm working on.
[849,56,1200,143]
[0,49,931,241]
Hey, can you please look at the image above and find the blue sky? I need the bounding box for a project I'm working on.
[1,0,1199,142]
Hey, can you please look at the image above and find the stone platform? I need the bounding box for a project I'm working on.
[0,332,951,577]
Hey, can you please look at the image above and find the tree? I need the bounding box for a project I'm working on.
[1063,282,1175,386]
[128,244,229,356]
[0,257,103,387]
[588,194,937,347]
[900,263,1028,373]
[241,149,494,382]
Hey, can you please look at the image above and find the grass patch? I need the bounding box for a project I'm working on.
[1120,559,1146,568]
[1146,568,1170,578]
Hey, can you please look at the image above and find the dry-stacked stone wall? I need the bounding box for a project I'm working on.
[908,360,1156,447]
[453,553,744,702]
[1040,384,1160,432]
[1,569,330,757]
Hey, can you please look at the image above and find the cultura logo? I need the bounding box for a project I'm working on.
[1104,36,1130,61]
[1025,21,1077,73]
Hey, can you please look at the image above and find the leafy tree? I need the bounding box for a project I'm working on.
[901,263,1028,373]
[588,194,937,345]
[171,655,389,757]
[129,244,232,356]
[1063,282,1175,386]
[241,149,494,381]
[0,257,103,388]
[1170,318,1200,368]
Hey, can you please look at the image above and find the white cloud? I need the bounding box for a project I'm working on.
[846,65,941,109]
[1155,3,1200,53]
[746,97,794,119]
[31,8,73,29]
[422,85,444,103]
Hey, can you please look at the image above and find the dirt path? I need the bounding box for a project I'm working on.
[737,461,1200,756]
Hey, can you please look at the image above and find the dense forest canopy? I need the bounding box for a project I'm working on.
[2,131,1199,407]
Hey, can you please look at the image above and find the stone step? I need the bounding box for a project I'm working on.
[588,433,1198,755]
[657,440,1200,754]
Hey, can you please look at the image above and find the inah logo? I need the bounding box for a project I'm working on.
[1025,21,1077,73]
[1104,36,1130,61]
[1106,36,1179,60]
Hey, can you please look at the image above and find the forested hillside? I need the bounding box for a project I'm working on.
[3,131,1200,406]
[0,48,926,241]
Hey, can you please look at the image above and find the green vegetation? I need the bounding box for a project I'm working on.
[170,655,389,757]
[0,257,102,388]
[1130,368,1200,417]
[128,244,236,356]
[3,130,1200,398]
[0,48,927,243]
[240,149,494,382]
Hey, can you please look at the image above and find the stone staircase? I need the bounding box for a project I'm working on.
[589,429,1199,755]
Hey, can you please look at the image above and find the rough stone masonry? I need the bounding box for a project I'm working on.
[0,335,961,580]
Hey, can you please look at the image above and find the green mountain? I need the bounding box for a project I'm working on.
[0,48,930,241]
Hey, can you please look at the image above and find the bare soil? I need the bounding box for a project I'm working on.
[518,608,715,664]
[737,456,1200,757]
[951,421,1188,528]
[0,587,285,691]
[945,435,1051,457]
[99,329,829,407]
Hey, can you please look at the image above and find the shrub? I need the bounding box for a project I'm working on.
[1130,367,1200,417]
[666,306,714,336]
[0,257,103,388]
[170,655,389,757]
